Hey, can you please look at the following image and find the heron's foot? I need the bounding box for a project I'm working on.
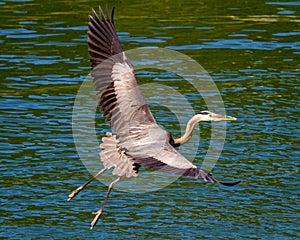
[67,186,84,201]
[90,209,103,230]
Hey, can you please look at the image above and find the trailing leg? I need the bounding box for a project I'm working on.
[67,168,107,201]
[90,176,121,230]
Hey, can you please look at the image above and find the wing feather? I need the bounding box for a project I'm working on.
[88,7,156,136]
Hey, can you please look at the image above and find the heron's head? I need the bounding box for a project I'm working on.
[195,111,237,122]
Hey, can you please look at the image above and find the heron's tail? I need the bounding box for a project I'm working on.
[100,132,138,178]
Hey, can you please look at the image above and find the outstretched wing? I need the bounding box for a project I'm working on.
[88,7,156,136]
[123,126,219,182]
[127,138,240,186]
[130,147,217,182]
[120,125,240,186]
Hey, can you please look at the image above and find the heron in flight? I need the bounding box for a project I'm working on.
[68,6,240,229]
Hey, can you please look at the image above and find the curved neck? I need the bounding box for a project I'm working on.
[174,115,200,146]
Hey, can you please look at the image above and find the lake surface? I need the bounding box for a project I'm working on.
[0,0,299,239]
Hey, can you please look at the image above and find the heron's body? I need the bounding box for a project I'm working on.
[68,6,240,229]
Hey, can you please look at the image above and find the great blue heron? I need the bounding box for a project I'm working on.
[68,6,240,229]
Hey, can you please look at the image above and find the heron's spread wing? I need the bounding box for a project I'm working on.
[120,125,218,183]
[88,7,156,135]
[128,141,218,183]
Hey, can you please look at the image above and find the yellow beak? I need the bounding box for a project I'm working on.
[214,115,237,121]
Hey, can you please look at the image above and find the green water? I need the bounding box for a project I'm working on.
[1,0,299,239]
